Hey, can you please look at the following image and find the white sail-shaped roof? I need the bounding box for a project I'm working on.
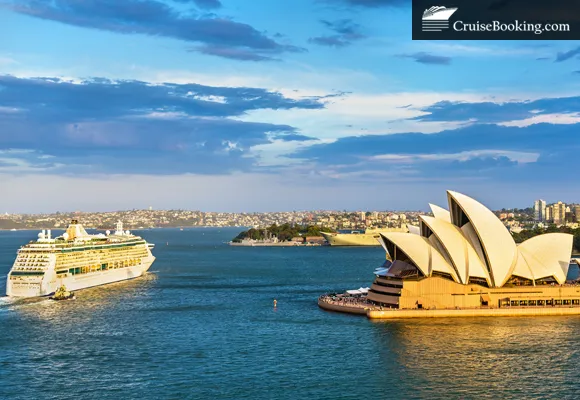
[378,190,573,288]
[419,215,490,285]
[518,233,572,284]
[407,224,420,235]
[377,234,389,254]
[517,247,559,283]
[447,191,517,287]
[511,250,535,281]
[429,203,451,222]
[380,232,459,283]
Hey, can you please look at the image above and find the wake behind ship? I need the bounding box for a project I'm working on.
[6,220,155,297]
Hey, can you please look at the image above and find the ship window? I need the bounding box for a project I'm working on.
[10,271,44,276]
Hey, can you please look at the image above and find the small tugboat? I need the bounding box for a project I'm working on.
[49,285,75,301]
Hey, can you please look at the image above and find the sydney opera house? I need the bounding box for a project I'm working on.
[367,190,578,310]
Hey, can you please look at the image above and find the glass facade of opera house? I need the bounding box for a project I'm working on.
[367,191,579,310]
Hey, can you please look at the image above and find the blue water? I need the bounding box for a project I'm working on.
[1,228,580,400]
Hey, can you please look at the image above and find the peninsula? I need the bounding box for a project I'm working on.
[229,224,332,246]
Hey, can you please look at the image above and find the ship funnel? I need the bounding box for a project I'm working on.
[47,229,52,239]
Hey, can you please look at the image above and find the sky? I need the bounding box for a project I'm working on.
[1,0,580,213]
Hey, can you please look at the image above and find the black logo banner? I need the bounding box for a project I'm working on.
[413,0,580,40]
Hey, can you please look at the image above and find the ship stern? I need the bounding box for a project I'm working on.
[6,271,55,297]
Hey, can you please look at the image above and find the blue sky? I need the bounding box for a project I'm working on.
[1,0,580,213]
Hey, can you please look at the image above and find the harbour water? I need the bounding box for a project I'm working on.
[1,227,580,399]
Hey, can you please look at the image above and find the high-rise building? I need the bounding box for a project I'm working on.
[534,199,546,221]
[546,205,553,222]
[575,205,580,222]
[553,201,566,225]
[360,212,366,221]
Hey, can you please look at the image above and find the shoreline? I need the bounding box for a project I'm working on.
[229,242,326,247]
[0,226,248,231]
[367,306,580,319]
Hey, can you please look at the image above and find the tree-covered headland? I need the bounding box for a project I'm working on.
[232,224,336,242]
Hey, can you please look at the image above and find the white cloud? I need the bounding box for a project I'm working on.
[0,56,17,66]
[189,94,227,103]
[0,149,63,173]
[498,112,580,127]
[369,150,540,164]
[248,138,335,166]
[233,91,524,142]
[0,106,24,113]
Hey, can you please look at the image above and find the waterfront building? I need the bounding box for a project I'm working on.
[367,190,575,310]
[533,199,546,221]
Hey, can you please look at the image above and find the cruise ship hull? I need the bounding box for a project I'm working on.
[6,220,156,298]
[6,256,155,297]
[321,232,383,246]
[321,228,409,246]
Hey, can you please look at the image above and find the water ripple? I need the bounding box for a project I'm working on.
[0,228,579,399]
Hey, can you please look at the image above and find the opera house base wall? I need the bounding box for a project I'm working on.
[317,299,368,315]
[366,276,580,317]
[367,307,580,319]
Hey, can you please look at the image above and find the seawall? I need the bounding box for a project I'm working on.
[367,307,580,319]
[317,299,368,315]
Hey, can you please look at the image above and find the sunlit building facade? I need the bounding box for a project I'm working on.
[534,199,546,222]
[368,191,576,310]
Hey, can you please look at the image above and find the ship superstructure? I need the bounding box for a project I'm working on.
[6,220,155,297]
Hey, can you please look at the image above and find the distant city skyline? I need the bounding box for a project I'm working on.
[1,182,580,214]
[2,195,579,215]
[1,1,580,212]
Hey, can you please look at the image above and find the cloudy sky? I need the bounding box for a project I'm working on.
[1,0,580,213]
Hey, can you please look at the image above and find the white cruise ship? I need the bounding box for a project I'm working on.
[6,220,155,298]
